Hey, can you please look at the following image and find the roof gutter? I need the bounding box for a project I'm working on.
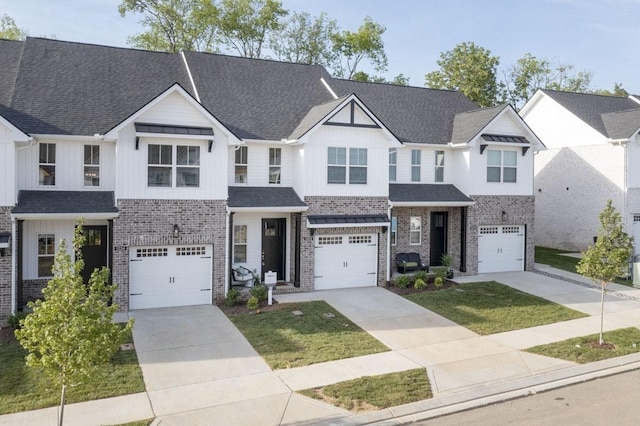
[608,138,630,145]
[228,206,308,213]
[10,212,120,220]
[390,201,476,207]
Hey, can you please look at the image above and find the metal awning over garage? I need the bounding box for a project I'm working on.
[389,184,475,207]
[11,190,119,219]
[307,214,389,229]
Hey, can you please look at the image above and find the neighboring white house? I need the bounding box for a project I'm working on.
[0,37,544,321]
[520,89,640,252]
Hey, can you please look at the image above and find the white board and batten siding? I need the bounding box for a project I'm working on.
[477,225,525,273]
[391,147,452,184]
[16,139,116,191]
[129,244,213,310]
[22,219,108,280]
[227,143,294,187]
[302,125,390,197]
[314,234,378,290]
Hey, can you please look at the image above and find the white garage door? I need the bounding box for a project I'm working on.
[314,234,378,290]
[129,245,212,310]
[478,225,525,273]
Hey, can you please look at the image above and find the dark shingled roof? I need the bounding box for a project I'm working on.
[450,105,507,145]
[331,79,479,144]
[0,39,23,107]
[601,109,640,139]
[541,89,640,137]
[12,191,118,214]
[389,184,473,204]
[6,37,193,135]
[288,96,349,140]
[228,186,306,208]
[184,51,336,140]
[307,214,389,225]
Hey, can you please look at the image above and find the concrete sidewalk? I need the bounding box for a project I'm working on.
[3,269,640,425]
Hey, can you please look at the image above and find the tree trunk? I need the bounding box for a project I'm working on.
[600,283,605,345]
[58,384,66,426]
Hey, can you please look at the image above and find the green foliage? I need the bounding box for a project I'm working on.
[414,270,428,282]
[503,53,592,108]
[433,276,444,287]
[433,266,448,283]
[425,41,501,107]
[250,283,268,302]
[7,311,28,330]
[330,16,388,79]
[119,0,220,53]
[247,296,259,310]
[413,278,426,290]
[395,275,411,289]
[14,221,133,425]
[592,83,629,98]
[269,11,337,67]
[0,14,28,40]
[440,253,453,270]
[217,0,287,58]
[577,200,633,344]
[225,288,241,306]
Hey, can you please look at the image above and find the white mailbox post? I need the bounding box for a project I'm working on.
[264,271,277,305]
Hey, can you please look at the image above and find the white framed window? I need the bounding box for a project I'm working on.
[39,143,56,186]
[38,234,55,277]
[410,216,421,245]
[84,145,100,187]
[233,225,247,263]
[328,147,367,184]
[148,144,200,187]
[349,148,367,184]
[328,147,346,184]
[487,150,517,183]
[391,217,397,246]
[148,144,172,187]
[176,145,200,187]
[235,146,248,183]
[411,149,421,182]
[435,150,444,183]
[269,148,281,184]
[389,148,397,182]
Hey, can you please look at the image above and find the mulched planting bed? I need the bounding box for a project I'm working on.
[385,280,458,296]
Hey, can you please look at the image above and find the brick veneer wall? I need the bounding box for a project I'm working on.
[113,199,227,310]
[466,195,536,274]
[391,207,462,272]
[0,207,11,324]
[300,197,389,290]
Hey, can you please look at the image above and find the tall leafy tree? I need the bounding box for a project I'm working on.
[269,11,336,67]
[217,0,287,58]
[351,71,409,86]
[119,0,219,53]
[330,16,388,80]
[576,200,632,345]
[503,53,592,108]
[0,14,28,40]
[15,222,133,426]
[592,83,629,98]
[425,42,501,107]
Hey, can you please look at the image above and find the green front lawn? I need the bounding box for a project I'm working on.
[535,246,633,286]
[228,301,388,369]
[405,281,588,335]
[299,368,431,412]
[526,327,640,363]
[0,327,146,415]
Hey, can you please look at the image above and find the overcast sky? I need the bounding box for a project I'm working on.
[2,0,639,94]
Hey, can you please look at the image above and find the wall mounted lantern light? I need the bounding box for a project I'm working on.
[172,224,180,239]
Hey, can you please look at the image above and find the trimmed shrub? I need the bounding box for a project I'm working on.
[226,288,241,306]
[434,276,444,287]
[247,296,259,310]
[414,278,426,290]
[250,284,268,302]
[395,275,411,288]
[414,270,428,282]
[8,311,28,330]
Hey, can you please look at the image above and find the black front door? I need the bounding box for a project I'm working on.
[81,226,108,285]
[262,218,286,281]
[430,212,448,267]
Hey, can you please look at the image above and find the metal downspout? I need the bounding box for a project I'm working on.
[387,202,392,283]
[224,209,230,298]
[11,217,16,314]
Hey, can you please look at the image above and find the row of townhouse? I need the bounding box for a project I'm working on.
[521,90,640,253]
[0,37,545,322]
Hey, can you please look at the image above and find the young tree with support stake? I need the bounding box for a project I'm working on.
[15,221,133,426]
[577,200,632,345]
